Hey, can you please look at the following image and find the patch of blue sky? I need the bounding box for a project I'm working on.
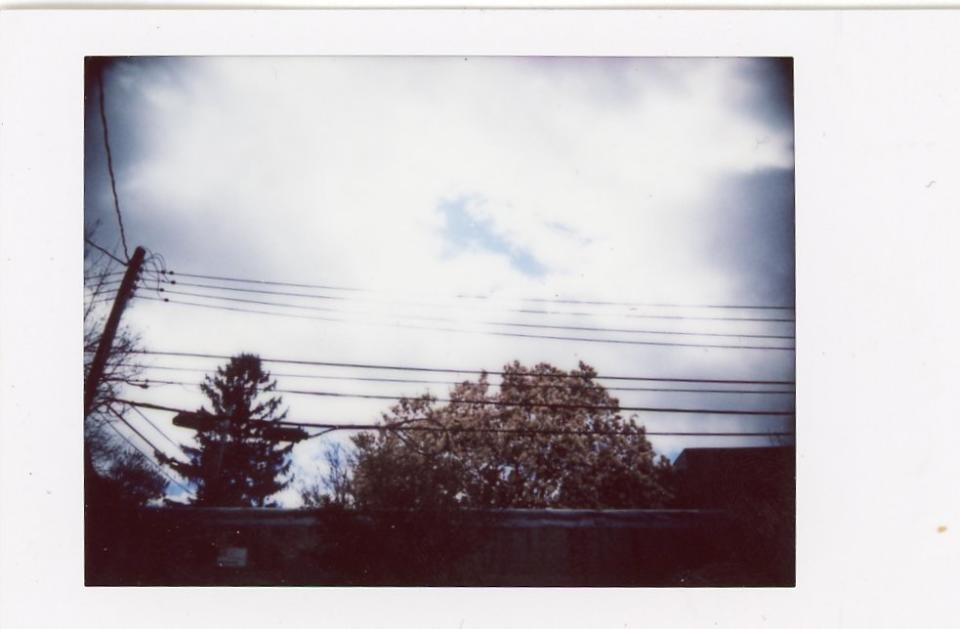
[163,479,194,502]
[439,197,548,278]
[546,221,592,245]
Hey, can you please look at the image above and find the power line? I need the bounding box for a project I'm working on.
[137,295,796,351]
[126,403,189,458]
[85,287,119,298]
[149,273,798,326]
[296,423,795,438]
[101,420,194,496]
[114,399,795,439]
[98,71,130,261]
[126,369,796,394]
[120,378,795,413]
[251,388,796,416]
[88,295,120,307]
[83,269,121,320]
[86,290,120,307]
[157,269,795,312]
[85,292,120,305]
[161,270,364,293]
[477,295,794,311]
[147,280,794,340]
[85,237,126,266]
[88,278,123,289]
[157,279,348,302]
[84,271,123,282]
[148,273,794,323]
[105,405,165,457]
[101,408,194,496]
[134,350,797,385]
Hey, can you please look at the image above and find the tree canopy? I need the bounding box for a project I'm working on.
[348,361,674,510]
[174,354,293,507]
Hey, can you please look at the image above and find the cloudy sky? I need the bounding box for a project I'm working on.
[85,56,795,505]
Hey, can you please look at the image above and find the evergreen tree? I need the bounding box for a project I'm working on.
[179,354,292,507]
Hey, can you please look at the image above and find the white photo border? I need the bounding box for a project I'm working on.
[1,8,958,629]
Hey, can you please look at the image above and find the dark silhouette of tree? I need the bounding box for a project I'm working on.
[175,354,292,507]
[105,449,169,504]
[84,414,169,505]
[348,361,674,510]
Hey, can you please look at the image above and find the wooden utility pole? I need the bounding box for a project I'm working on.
[84,245,145,419]
[84,246,145,576]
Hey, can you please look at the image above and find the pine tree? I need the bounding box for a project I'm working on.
[180,354,292,507]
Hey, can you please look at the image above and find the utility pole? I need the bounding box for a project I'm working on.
[84,246,145,579]
[84,245,145,419]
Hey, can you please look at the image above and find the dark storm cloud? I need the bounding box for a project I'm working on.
[85,57,275,278]
[737,58,795,134]
[702,167,796,307]
[85,58,147,252]
[85,57,194,254]
[692,59,794,311]
[84,59,119,248]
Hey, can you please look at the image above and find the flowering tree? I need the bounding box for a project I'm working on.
[349,361,673,510]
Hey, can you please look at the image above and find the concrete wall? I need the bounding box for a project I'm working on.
[87,506,789,586]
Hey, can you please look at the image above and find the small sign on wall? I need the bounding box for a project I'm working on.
[216,546,248,569]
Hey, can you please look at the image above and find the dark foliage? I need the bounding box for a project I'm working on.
[105,449,169,504]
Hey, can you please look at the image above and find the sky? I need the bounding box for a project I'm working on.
[84,56,795,506]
